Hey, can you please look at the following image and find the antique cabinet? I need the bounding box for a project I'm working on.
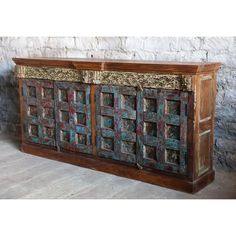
[13,58,221,193]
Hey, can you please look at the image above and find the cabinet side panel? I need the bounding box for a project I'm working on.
[199,131,211,173]
[196,74,215,176]
[200,78,212,120]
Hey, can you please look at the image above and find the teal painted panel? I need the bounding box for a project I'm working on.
[165,114,180,126]
[96,85,137,164]
[55,81,92,154]
[23,79,56,147]
[120,131,136,142]
[138,89,188,175]
[101,128,114,138]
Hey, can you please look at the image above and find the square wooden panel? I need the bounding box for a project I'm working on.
[122,119,136,132]
[55,82,92,154]
[29,124,38,137]
[144,145,156,160]
[23,79,56,146]
[60,110,69,123]
[76,112,86,125]
[165,149,180,165]
[166,100,180,115]
[121,141,136,155]
[28,105,37,117]
[43,107,54,119]
[60,130,70,142]
[76,133,87,145]
[102,92,114,107]
[144,122,157,137]
[59,89,68,102]
[102,116,114,129]
[122,94,136,110]
[28,86,36,98]
[43,126,55,139]
[43,87,53,99]
[166,124,180,140]
[76,90,86,104]
[102,137,114,151]
[144,98,156,112]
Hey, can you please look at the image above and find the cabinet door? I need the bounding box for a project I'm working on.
[137,89,188,175]
[22,79,56,146]
[96,85,138,164]
[55,81,92,154]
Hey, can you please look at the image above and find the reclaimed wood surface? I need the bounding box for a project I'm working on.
[13,57,221,75]
[15,57,221,193]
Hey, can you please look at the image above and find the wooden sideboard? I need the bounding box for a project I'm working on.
[13,57,221,193]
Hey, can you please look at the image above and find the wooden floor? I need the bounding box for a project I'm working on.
[0,135,235,199]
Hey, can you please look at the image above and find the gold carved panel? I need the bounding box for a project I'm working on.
[16,65,192,91]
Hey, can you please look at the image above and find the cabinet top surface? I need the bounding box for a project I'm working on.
[13,57,221,74]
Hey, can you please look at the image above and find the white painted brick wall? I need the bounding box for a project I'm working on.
[0,36,235,169]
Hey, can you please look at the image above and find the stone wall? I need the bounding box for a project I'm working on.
[0,37,235,169]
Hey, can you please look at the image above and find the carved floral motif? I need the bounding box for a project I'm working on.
[16,65,84,82]
[96,71,192,91]
[16,65,192,91]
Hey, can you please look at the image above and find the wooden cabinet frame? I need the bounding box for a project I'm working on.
[15,58,221,193]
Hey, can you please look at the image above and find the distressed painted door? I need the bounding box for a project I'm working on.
[22,79,56,146]
[55,81,92,154]
[96,85,138,164]
[137,89,188,175]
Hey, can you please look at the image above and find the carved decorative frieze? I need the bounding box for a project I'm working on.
[96,71,192,91]
[16,65,192,91]
[16,65,84,82]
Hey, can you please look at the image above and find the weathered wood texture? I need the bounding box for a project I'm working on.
[14,58,221,193]
[23,79,56,146]
[195,74,216,177]
[96,85,138,164]
[13,57,221,75]
[54,82,92,154]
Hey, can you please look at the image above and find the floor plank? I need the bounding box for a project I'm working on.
[0,135,235,199]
